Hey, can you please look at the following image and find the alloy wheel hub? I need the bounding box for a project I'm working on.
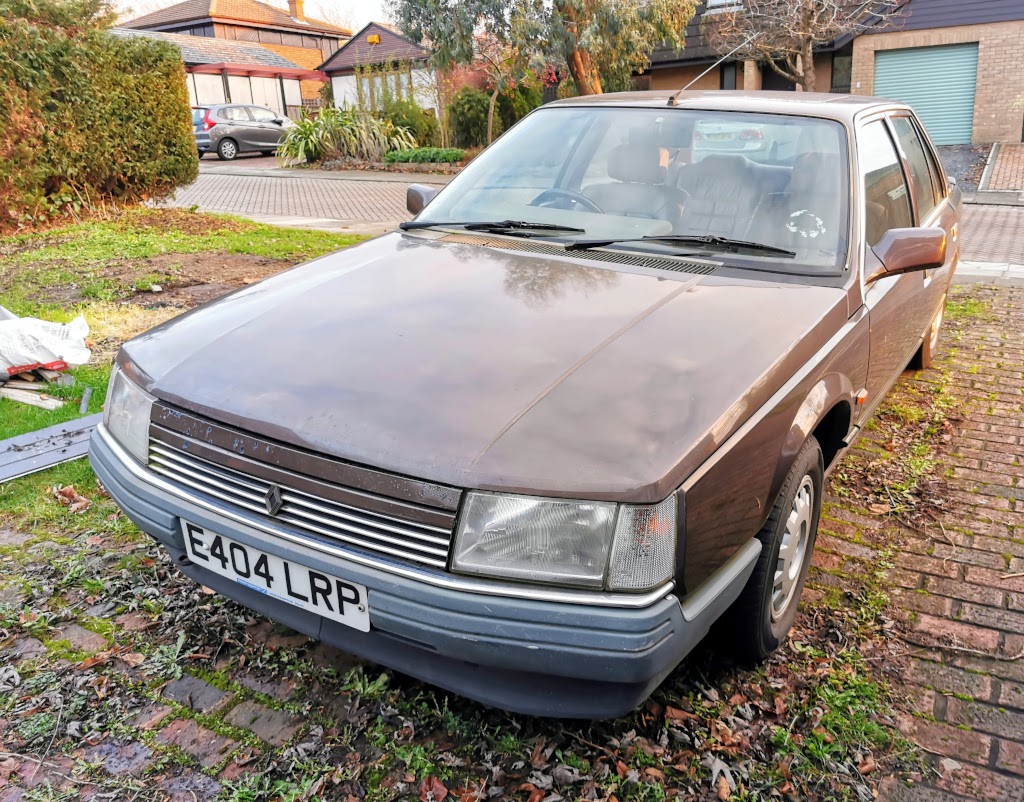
[771,475,814,622]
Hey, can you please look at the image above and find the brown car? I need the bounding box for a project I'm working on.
[91,91,958,718]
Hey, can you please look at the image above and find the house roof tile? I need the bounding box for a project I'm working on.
[122,0,350,37]
[113,26,304,68]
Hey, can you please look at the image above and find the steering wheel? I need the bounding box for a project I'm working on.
[530,188,603,214]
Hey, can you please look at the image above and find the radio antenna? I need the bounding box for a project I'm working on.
[667,32,761,107]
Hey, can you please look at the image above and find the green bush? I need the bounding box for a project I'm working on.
[0,0,198,229]
[278,107,416,164]
[447,86,494,148]
[379,98,439,148]
[497,82,543,132]
[383,147,466,164]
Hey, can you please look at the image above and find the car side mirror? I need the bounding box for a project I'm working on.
[272,118,284,125]
[407,184,438,215]
[866,227,947,283]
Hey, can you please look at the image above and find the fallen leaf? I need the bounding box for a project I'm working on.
[85,535,104,546]
[51,484,91,513]
[665,705,698,722]
[119,652,146,668]
[530,739,548,769]
[419,776,448,802]
[858,756,876,775]
[716,775,730,801]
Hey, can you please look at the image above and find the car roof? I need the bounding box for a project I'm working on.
[546,90,903,122]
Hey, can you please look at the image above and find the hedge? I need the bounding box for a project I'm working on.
[383,147,466,164]
[0,0,198,229]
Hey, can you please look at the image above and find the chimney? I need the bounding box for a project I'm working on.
[288,0,304,19]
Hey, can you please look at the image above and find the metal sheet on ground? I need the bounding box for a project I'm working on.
[0,413,103,483]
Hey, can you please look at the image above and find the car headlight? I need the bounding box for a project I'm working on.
[103,366,155,464]
[451,492,676,591]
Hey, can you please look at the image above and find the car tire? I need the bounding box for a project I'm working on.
[217,139,239,161]
[722,435,824,663]
[909,294,946,371]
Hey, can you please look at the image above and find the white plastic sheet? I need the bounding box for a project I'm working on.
[0,310,91,376]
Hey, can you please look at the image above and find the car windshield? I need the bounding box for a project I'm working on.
[421,106,850,273]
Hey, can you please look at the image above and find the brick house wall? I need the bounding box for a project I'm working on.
[852,21,1024,143]
[648,54,833,93]
[262,42,328,100]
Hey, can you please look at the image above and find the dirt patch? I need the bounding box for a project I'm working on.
[113,207,246,236]
[27,252,290,308]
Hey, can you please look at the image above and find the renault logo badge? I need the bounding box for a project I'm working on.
[264,484,284,516]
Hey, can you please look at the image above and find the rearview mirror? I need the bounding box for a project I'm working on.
[407,184,438,215]
[866,227,947,283]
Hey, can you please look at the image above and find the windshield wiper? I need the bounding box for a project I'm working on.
[564,234,796,258]
[399,219,586,236]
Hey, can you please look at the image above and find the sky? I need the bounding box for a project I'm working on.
[117,0,393,31]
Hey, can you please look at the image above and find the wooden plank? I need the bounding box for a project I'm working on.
[2,380,44,392]
[0,413,103,483]
[0,388,63,409]
[36,368,63,381]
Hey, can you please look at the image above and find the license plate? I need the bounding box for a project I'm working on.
[181,522,370,632]
[706,132,733,141]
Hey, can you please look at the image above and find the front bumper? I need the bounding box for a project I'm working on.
[90,423,757,718]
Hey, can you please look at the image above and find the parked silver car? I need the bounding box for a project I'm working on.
[192,104,294,161]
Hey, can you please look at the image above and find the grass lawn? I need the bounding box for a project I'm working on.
[0,208,364,442]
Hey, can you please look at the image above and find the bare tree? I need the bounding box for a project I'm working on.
[706,0,905,93]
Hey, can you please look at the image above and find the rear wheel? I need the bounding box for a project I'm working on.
[217,138,239,161]
[909,294,946,370]
[722,436,824,663]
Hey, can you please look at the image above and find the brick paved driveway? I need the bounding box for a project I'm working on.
[982,143,1024,192]
[961,205,1024,265]
[875,285,1024,801]
[167,173,412,229]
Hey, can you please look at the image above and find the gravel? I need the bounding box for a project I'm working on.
[938,144,992,193]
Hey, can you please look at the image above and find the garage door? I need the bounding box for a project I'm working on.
[874,43,979,145]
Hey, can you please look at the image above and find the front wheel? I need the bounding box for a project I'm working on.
[217,138,239,161]
[722,436,824,662]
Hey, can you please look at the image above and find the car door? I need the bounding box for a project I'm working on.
[247,106,283,149]
[219,105,258,151]
[859,117,927,406]
[888,112,957,333]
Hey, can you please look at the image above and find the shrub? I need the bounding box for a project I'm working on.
[497,82,543,132]
[0,0,198,229]
[279,107,416,164]
[379,98,439,148]
[447,86,494,148]
[383,148,466,164]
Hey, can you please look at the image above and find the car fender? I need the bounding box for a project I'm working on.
[768,373,855,507]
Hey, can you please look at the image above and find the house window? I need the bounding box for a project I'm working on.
[356,64,416,110]
[721,62,738,90]
[832,53,852,93]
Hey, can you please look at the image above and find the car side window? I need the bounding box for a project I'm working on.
[220,106,250,122]
[914,116,947,204]
[249,106,277,122]
[859,121,913,247]
[890,116,941,221]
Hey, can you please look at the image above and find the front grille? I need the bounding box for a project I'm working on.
[148,439,456,569]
